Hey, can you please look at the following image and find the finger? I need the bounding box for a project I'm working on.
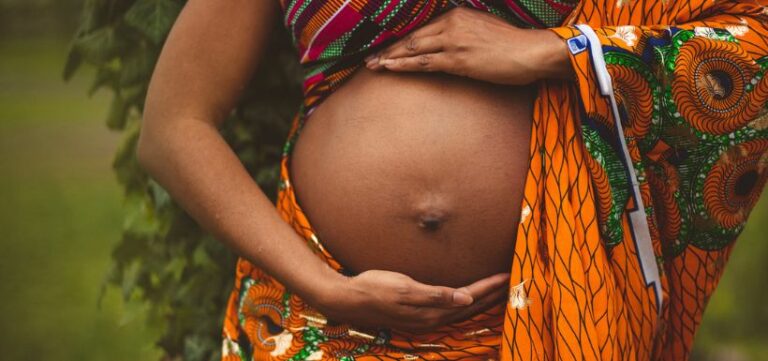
[378,53,452,73]
[398,282,473,308]
[366,36,443,71]
[399,272,509,308]
[397,287,508,334]
[386,21,444,53]
[382,35,444,63]
[460,272,510,300]
[365,23,444,67]
[436,287,509,326]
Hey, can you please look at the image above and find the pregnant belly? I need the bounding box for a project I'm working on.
[289,68,534,288]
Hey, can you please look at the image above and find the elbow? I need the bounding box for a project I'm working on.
[136,103,220,176]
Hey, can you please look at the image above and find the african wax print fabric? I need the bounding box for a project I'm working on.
[220,0,768,359]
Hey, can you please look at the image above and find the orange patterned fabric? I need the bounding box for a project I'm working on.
[512,1,768,359]
[221,0,768,360]
[221,121,513,360]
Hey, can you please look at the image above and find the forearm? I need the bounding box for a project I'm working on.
[136,116,341,305]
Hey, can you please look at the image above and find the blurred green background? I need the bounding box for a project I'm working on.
[0,1,162,360]
[0,1,766,360]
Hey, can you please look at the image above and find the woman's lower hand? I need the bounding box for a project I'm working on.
[364,6,571,84]
[310,269,510,334]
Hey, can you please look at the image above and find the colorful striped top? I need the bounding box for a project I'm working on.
[277,0,578,112]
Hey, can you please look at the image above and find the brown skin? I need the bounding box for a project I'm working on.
[137,0,571,333]
[290,68,535,289]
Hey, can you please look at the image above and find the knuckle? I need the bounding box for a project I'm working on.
[454,42,469,52]
[446,14,458,25]
[391,272,411,281]
[418,54,431,68]
[452,7,469,19]
[453,56,469,76]
[406,37,418,52]
[454,52,468,65]
[428,288,445,302]
[395,57,406,67]
[395,284,411,296]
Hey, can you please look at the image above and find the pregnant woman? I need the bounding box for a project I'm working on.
[137,0,768,359]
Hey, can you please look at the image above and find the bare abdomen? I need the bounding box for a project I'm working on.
[289,68,533,288]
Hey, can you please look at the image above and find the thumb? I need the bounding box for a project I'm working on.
[452,287,474,305]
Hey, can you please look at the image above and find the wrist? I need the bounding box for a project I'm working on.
[301,261,351,310]
[531,29,573,81]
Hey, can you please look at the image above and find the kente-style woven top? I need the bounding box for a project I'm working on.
[277,0,578,112]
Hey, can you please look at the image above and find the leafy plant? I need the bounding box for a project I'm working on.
[63,1,303,360]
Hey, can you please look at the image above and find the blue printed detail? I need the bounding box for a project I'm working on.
[567,34,588,55]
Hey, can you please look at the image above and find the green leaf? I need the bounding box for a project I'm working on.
[88,67,118,96]
[79,0,115,34]
[120,42,158,86]
[121,83,146,106]
[112,122,148,194]
[106,92,130,130]
[164,257,187,282]
[148,178,172,210]
[73,26,127,64]
[123,193,162,238]
[119,294,151,327]
[124,0,183,44]
[62,46,83,82]
[121,260,142,300]
[192,244,213,267]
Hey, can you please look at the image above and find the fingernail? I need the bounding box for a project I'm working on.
[365,57,379,68]
[379,58,394,66]
[364,54,378,63]
[453,291,473,305]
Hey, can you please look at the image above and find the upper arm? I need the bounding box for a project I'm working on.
[143,0,280,129]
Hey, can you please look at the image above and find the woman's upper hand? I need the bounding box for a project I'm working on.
[309,269,510,334]
[364,6,572,85]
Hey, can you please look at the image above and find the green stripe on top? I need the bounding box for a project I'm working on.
[519,0,568,27]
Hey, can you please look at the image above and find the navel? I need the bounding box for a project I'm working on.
[410,192,452,232]
[418,214,444,231]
